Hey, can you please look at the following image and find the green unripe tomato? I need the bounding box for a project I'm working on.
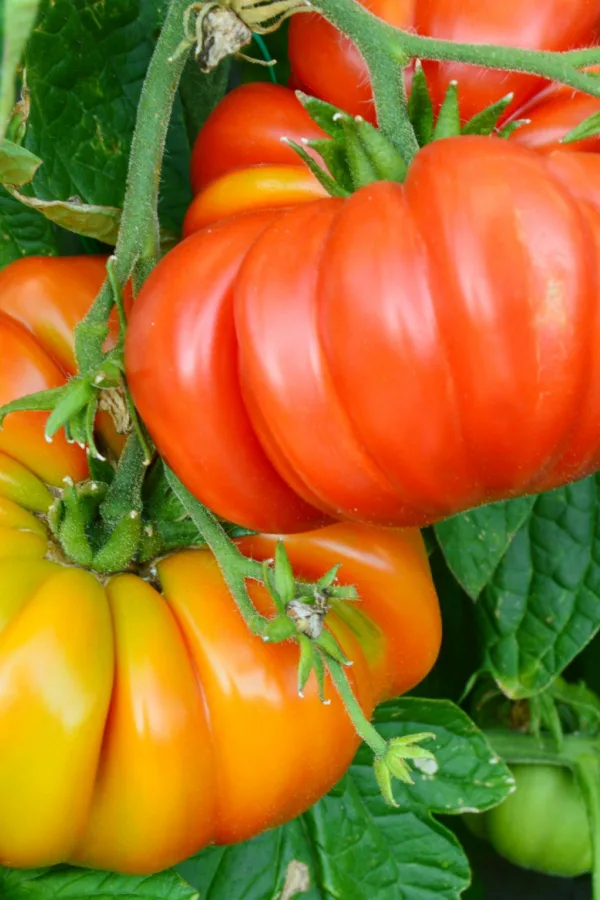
[465,764,592,877]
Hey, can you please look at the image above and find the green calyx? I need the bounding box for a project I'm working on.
[290,68,529,199]
[287,93,407,196]
[43,448,250,577]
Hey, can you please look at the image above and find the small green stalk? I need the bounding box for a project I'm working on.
[326,657,387,755]
[165,467,269,636]
[74,0,193,374]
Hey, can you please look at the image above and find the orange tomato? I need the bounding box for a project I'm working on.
[0,254,441,873]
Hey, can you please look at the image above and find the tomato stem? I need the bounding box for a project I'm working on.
[307,0,600,162]
[325,657,387,756]
[300,0,418,160]
[165,467,270,636]
[73,0,192,374]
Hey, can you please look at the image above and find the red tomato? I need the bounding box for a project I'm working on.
[127,137,600,532]
[190,82,326,192]
[416,0,600,122]
[289,0,600,124]
[0,254,441,873]
[510,77,600,154]
[289,0,414,122]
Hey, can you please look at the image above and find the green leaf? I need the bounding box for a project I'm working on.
[0,0,41,136]
[479,475,600,698]
[461,94,514,137]
[0,138,41,185]
[435,497,536,599]
[179,57,231,147]
[6,186,121,242]
[362,699,514,815]
[23,0,191,233]
[408,61,433,147]
[180,700,512,900]
[432,81,460,141]
[0,866,198,900]
[561,111,600,144]
[0,184,58,265]
[416,548,482,702]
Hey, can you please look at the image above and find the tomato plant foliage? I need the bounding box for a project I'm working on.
[5,0,600,897]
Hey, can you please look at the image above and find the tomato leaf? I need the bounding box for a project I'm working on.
[179,57,231,146]
[561,111,600,144]
[22,0,192,233]
[435,497,536,599]
[478,475,600,698]
[179,700,513,900]
[5,186,121,243]
[0,867,198,900]
[0,0,41,137]
[0,184,58,265]
[0,138,42,185]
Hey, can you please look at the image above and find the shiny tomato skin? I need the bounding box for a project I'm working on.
[511,84,600,154]
[190,82,326,193]
[0,302,88,487]
[0,255,127,373]
[0,255,129,472]
[0,440,440,870]
[126,210,331,533]
[416,0,600,122]
[289,0,414,122]
[289,0,600,124]
[0,256,440,872]
[128,137,600,531]
[183,164,327,236]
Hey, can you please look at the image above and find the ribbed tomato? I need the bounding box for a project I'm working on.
[0,255,441,873]
[127,137,600,533]
[184,74,600,241]
[288,0,600,124]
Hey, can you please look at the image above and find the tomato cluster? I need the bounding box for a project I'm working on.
[127,3,600,534]
[289,0,600,125]
[0,259,440,872]
[4,0,600,879]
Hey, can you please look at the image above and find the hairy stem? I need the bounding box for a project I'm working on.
[73,0,192,374]
[165,467,269,635]
[304,0,417,159]
[326,658,388,756]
